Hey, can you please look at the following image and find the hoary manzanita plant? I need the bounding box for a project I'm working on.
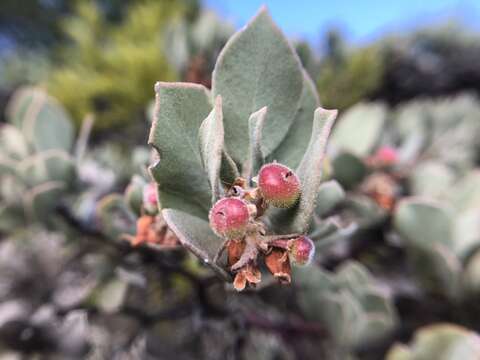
[148,8,338,289]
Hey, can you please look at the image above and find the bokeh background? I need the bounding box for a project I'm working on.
[2,0,480,359]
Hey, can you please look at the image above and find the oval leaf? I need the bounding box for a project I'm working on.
[212,7,303,164]
[148,82,213,218]
[394,197,454,250]
[331,102,386,157]
[19,88,74,152]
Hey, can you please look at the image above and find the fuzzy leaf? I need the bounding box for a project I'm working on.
[386,324,480,360]
[0,124,30,160]
[394,198,454,250]
[332,152,367,189]
[271,108,337,234]
[0,204,25,232]
[331,102,386,157]
[22,181,65,221]
[124,175,147,216]
[315,180,345,217]
[267,71,320,169]
[220,150,240,186]
[447,171,480,213]
[162,208,231,281]
[0,156,16,178]
[409,161,454,198]
[148,82,213,218]
[212,7,303,164]
[463,250,480,294]
[247,106,267,180]
[96,194,136,240]
[409,244,461,299]
[199,96,224,203]
[18,150,75,188]
[5,86,35,128]
[14,88,74,152]
[453,209,480,259]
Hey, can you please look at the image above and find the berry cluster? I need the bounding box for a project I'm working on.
[209,162,315,291]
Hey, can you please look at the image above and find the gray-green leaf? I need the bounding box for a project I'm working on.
[17,88,74,152]
[331,102,386,157]
[315,180,345,217]
[247,106,267,181]
[212,7,303,164]
[271,108,338,234]
[162,208,231,281]
[148,82,213,218]
[199,96,225,203]
[267,71,320,169]
[394,198,454,250]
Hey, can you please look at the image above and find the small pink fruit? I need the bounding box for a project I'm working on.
[143,183,158,214]
[288,236,315,266]
[209,198,250,239]
[258,163,301,208]
[375,146,398,165]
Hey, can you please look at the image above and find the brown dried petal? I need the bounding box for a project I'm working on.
[244,264,261,284]
[265,248,292,284]
[130,215,156,246]
[227,239,246,267]
[233,271,247,291]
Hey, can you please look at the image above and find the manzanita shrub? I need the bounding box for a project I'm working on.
[148,7,338,289]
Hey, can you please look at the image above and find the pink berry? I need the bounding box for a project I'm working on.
[143,183,158,214]
[376,146,398,164]
[288,236,315,266]
[209,198,250,239]
[258,163,301,208]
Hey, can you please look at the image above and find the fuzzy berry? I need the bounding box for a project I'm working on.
[209,198,250,239]
[143,183,158,214]
[375,146,398,165]
[288,236,315,266]
[258,163,301,208]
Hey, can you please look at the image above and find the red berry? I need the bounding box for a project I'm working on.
[209,198,250,239]
[258,163,301,208]
[288,236,315,265]
[143,183,158,214]
[375,146,398,165]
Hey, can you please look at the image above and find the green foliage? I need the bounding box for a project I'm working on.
[387,324,480,360]
[331,102,386,157]
[47,0,183,130]
[296,261,397,349]
[317,44,384,111]
[0,87,77,229]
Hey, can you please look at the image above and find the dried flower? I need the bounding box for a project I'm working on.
[265,248,291,284]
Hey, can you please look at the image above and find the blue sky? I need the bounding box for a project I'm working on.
[203,0,480,45]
